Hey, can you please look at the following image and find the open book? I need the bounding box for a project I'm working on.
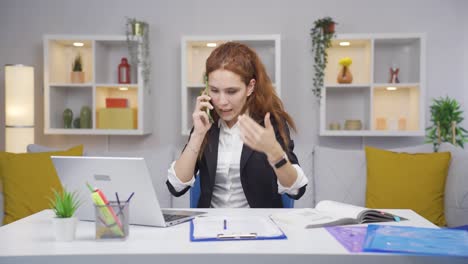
[271,200,406,229]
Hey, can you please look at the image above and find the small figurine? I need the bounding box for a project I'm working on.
[389,64,400,83]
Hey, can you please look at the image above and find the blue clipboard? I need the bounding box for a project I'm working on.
[189,216,287,242]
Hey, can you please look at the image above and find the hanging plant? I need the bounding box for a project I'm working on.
[425,96,468,152]
[310,17,337,100]
[125,17,151,93]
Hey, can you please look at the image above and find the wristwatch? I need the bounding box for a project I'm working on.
[271,153,288,169]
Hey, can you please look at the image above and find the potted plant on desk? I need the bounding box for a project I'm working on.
[49,188,81,241]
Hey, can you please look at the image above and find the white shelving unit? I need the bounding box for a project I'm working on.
[320,33,425,136]
[43,35,152,135]
[181,35,281,135]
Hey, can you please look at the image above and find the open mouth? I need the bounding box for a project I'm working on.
[220,109,232,114]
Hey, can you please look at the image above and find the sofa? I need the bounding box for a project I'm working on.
[311,143,468,227]
[0,143,467,227]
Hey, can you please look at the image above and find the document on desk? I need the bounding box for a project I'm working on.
[190,216,286,241]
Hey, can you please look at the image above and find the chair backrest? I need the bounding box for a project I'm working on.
[190,176,294,208]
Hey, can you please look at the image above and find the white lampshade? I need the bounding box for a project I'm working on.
[5,65,34,153]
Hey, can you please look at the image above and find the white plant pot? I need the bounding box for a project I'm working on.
[53,217,77,242]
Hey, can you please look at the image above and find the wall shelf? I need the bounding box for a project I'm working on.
[320,33,425,137]
[43,35,152,135]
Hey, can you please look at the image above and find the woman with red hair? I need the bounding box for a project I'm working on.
[167,42,308,208]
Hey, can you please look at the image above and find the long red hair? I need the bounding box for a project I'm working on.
[203,42,296,151]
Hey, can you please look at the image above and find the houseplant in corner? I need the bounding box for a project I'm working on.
[310,16,337,99]
[426,96,468,152]
[70,54,84,83]
[49,188,81,241]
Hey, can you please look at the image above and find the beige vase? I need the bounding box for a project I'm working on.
[70,71,85,83]
[337,66,353,84]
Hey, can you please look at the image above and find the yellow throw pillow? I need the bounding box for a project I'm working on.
[0,145,83,225]
[365,146,451,226]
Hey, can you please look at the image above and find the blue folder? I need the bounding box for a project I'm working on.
[189,217,287,242]
[363,225,468,257]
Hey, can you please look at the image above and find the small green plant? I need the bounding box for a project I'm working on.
[310,16,337,99]
[425,96,468,152]
[49,188,81,218]
[72,54,83,72]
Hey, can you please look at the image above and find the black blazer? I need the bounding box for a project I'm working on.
[166,119,306,208]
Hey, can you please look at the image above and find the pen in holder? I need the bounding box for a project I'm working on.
[95,201,130,240]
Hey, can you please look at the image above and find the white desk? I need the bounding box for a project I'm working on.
[0,209,465,264]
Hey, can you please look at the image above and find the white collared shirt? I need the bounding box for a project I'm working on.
[167,120,308,208]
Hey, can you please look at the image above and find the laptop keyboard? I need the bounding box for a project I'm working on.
[163,214,187,222]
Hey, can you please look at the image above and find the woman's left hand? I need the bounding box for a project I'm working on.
[238,112,282,156]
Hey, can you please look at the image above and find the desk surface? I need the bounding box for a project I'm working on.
[0,209,465,264]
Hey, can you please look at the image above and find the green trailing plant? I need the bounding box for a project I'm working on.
[72,54,83,72]
[49,188,81,218]
[310,16,337,99]
[425,96,468,152]
[125,17,151,89]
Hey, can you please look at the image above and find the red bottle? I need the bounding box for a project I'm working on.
[118,57,131,84]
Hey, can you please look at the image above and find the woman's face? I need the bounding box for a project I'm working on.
[208,69,254,128]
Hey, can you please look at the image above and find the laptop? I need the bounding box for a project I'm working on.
[51,156,205,227]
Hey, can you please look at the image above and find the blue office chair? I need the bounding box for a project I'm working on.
[190,176,294,208]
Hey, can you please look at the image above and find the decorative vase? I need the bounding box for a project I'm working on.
[53,217,77,242]
[73,117,81,128]
[80,106,92,129]
[63,108,73,128]
[337,66,353,84]
[70,71,85,83]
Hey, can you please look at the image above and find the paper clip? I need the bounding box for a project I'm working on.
[217,233,257,239]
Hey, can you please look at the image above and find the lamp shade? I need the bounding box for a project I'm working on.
[5,65,34,126]
[5,65,34,152]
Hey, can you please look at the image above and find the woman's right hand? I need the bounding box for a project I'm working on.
[192,94,213,136]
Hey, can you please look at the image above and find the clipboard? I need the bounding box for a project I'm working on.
[189,216,287,242]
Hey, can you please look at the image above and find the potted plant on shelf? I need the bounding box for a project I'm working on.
[49,188,81,241]
[70,54,84,83]
[426,96,468,152]
[310,16,337,99]
[337,57,353,84]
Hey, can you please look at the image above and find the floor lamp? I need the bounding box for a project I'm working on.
[5,64,34,153]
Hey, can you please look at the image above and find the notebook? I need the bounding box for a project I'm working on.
[363,225,468,257]
[52,156,205,227]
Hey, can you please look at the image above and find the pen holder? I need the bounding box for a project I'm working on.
[94,201,129,240]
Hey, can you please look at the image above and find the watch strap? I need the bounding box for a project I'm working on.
[272,153,288,169]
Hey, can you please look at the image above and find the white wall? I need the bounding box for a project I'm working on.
[0,0,467,152]
[463,0,468,128]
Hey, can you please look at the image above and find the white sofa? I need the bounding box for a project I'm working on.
[312,143,468,227]
[1,143,467,227]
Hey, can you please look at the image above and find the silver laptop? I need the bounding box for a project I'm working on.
[51,156,205,227]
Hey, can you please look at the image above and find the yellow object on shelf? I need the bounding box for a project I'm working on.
[97,108,137,129]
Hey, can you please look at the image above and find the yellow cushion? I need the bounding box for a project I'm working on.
[0,145,83,225]
[365,146,451,226]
